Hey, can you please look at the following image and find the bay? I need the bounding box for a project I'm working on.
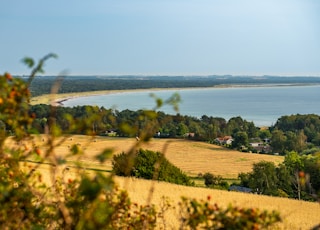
[62,85,320,127]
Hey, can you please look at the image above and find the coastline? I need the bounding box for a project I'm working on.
[30,83,318,106]
[30,88,184,106]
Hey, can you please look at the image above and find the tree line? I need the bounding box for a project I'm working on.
[28,104,257,139]
[237,151,320,201]
[26,75,320,97]
[27,104,320,155]
[25,104,320,201]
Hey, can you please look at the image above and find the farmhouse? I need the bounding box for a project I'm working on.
[249,142,272,153]
[215,136,233,145]
[103,129,117,136]
[183,132,195,138]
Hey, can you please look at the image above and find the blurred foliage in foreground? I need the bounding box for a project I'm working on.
[0,54,282,229]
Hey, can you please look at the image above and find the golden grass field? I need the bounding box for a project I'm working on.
[115,177,320,230]
[10,134,320,229]
[19,134,284,178]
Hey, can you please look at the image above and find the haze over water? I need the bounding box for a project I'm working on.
[63,85,320,127]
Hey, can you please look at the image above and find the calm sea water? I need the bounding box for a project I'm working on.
[62,85,320,127]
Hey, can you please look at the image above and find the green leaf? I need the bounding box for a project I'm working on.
[120,123,136,135]
[57,157,67,165]
[96,148,113,163]
[22,57,35,68]
[79,177,101,201]
[150,93,163,109]
[156,98,163,108]
[70,144,80,155]
[165,92,181,112]
[143,110,157,119]
[51,125,62,137]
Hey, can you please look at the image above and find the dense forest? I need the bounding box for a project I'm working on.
[25,75,320,96]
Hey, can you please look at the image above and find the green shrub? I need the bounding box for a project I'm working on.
[179,196,281,229]
[203,172,229,189]
[112,149,194,186]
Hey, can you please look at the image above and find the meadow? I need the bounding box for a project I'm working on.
[12,135,320,229]
[18,135,284,178]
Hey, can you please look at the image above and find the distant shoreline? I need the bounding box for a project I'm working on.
[30,83,318,106]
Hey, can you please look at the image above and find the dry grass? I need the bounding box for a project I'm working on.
[20,163,320,229]
[9,135,320,229]
[115,176,320,230]
[15,135,284,178]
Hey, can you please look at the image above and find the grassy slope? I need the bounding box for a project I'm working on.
[13,135,320,229]
[22,135,284,178]
[115,176,320,230]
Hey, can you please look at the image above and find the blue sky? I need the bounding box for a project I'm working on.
[1,0,319,76]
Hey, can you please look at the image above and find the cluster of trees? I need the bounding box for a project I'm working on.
[270,114,320,152]
[26,75,320,97]
[201,151,320,202]
[238,152,320,201]
[28,104,320,155]
[29,104,259,138]
[202,173,229,190]
[112,149,194,186]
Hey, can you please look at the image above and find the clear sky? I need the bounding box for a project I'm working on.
[1,0,319,76]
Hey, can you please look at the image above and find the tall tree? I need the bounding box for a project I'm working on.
[232,131,249,150]
[270,129,287,154]
[248,161,279,195]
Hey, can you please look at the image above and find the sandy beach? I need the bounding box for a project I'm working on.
[29,83,313,106]
[30,88,166,106]
[30,86,215,106]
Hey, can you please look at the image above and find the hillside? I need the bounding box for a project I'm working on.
[19,135,284,179]
[12,135,319,229]
[115,176,320,230]
[23,158,320,229]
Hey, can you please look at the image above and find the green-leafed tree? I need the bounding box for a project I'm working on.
[270,129,287,154]
[284,151,303,174]
[112,149,194,186]
[301,154,320,199]
[258,129,272,140]
[232,131,249,150]
[248,161,279,195]
[276,164,293,197]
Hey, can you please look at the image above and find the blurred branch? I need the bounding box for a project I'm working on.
[21,53,58,86]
